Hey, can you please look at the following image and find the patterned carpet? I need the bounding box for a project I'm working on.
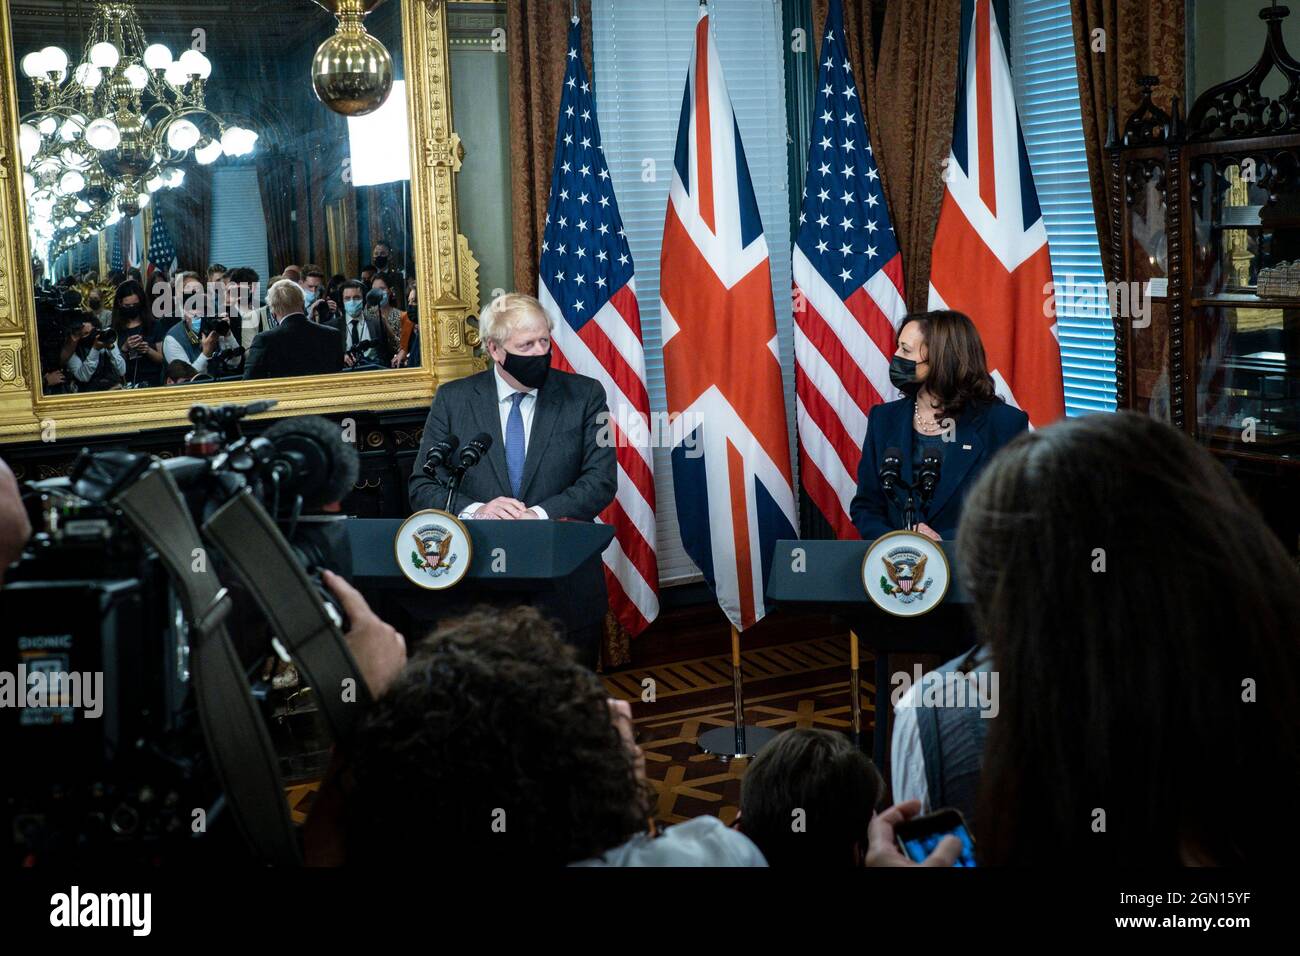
[282,634,875,828]
[602,636,874,825]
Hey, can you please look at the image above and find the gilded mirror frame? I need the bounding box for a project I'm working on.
[0,0,480,441]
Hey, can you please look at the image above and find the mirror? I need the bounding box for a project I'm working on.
[9,0,427,399]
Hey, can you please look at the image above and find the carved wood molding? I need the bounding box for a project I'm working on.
[0,0,476,441]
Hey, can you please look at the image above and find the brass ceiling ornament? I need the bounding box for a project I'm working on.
[311,0,394,117]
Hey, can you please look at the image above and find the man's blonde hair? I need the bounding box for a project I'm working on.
[480,292,554,349]
[267,278,305,317]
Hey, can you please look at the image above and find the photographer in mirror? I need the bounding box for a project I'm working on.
[162,272,241,379]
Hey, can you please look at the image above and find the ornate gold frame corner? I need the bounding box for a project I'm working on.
[0,0,480,443]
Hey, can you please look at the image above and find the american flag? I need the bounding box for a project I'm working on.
[660,8,797,632]
[928,0,1063,427]
[538,15,659,638]
[147,208,180,282]
[793,0,909,539]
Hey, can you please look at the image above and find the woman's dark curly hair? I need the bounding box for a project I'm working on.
[900,310,999,416]
[343,604,652,866]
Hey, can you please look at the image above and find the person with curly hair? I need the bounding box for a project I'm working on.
[341,604,765,867]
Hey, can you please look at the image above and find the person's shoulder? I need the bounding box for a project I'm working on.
[550,367,603,397]
[570,815,767,867]
[436,368,491,400]
[983,400,1029,432]
[868,396,909,428]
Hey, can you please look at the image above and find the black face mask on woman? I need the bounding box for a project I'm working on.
[889,354,923,395]
[500,348,552,390]
[118,303,142,320]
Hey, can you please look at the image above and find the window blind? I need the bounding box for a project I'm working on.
[592,0,795,585]
[208,165,271,287]
[1011,0,1117,414]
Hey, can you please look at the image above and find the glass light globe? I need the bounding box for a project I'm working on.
[23,172,35,193]
[37,116,58,136]
[85,117,121,150]
[178,49,212,80]
[165,167,185,188]
[124,63,148,90]
[89,42,119,70]
[146,174,164,193]
[61,217,75,228]
[41,46,69,76]
[74,63,101,90]
[143,44,172,71]
[194,138,223,165]
[59,170,84,193]
[58,118,82,143]
[74,199,92,213]
[18,123,40,163]
[136,191,151,209]
[106,210,122,226]
[164,62,189,87]
[222,127,258,157]
[166,119,201,151]
[22,51,47,78]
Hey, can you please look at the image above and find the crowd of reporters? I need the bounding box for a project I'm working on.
[35,241,419,393]
[2,393,1296,868]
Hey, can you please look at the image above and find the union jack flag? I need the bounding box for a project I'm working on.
[660,8,797,632]
[539,15,659,637]
[793,0,908,540]
[928,0,1064,427]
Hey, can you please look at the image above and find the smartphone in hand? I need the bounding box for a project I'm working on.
[895,808,978,867]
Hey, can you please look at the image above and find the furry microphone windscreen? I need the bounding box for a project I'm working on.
[263,415,360,508]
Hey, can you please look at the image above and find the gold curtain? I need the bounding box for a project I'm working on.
[812,0,963,312]
[506,0,593,298]
[1071,0,1184,281]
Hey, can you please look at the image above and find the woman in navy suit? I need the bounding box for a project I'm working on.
[850,311,1029,542]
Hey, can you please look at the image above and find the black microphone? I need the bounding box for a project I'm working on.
[458,432,493,469]
[879,447,902,493]
[423,435,459,478]
[261,415,360,509]
[918,445,944,501]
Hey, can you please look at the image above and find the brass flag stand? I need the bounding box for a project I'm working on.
[697,626,777,760]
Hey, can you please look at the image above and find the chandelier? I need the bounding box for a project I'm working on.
[17,1,258,262]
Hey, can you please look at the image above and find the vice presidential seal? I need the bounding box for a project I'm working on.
[861,529,950,617]
[394,509,473,590]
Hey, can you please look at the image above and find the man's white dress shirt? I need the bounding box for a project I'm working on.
[459,364,548,520]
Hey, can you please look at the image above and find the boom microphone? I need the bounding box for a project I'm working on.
[262,415,360,509]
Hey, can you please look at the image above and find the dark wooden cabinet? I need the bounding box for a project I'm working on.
[1109,6,1300,548]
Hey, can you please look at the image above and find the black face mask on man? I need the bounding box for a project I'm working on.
[889,354,923,395]
[499,347,552,390]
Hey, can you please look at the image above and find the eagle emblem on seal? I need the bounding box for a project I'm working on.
[410,523,458,578]
[879,546,933,604]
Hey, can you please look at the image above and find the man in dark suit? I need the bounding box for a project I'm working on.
[408,293,616,667]
[324,280,393,369]
[243,279,343,380]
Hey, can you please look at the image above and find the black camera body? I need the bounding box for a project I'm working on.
[1,403,356,864]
